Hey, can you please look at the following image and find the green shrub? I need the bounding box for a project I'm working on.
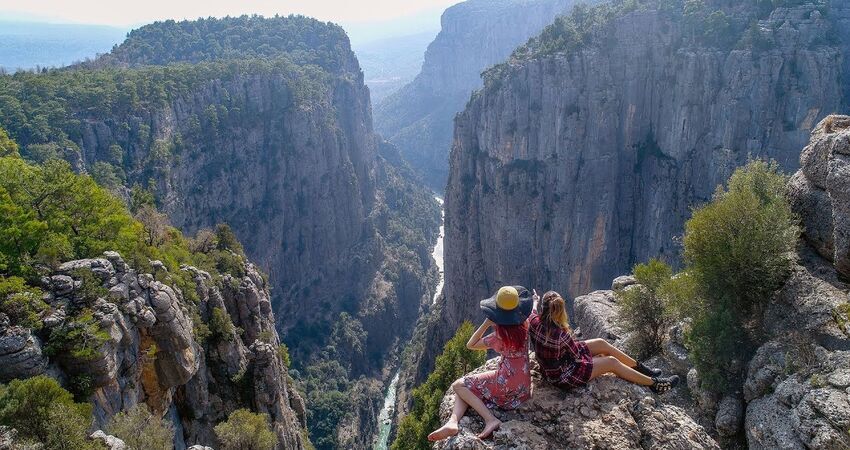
[681,159,798,391]
[70,269,109,304]
[215,224,244,257]
[44,309,110,361]
[278,343,292,368]
[615,259,675,359]
[684,307,746,391]
[209,307,236,342]
[42,402,98,450]
[391,322,486,450]
[214,408,277,450]
[0,276,47,328]
[0,375,93,446]
[0,127,19,158]
[106,404,174,450]
[683,159,798,315]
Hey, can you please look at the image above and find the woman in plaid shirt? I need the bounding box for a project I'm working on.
[528,290,679,393]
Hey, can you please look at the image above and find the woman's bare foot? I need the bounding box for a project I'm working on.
[477,419,502,439]
[428,421,459,442]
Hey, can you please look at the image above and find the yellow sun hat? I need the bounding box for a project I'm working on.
[480,285,533,325]
[495,286,519,310]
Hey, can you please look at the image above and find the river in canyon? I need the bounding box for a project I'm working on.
[374,195,444,450]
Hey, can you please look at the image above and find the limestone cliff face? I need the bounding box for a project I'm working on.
[0,251,307,449]
[432,2,850,380]
[375,0,581,191]
[75,69,379,350]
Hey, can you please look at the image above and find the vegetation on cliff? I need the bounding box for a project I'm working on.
[214,408,278,450]
[94,15,355,72]
[0,376,96,450]
[105,405,175,450]
[0,153,257,312]
[391,322,485,450]
[614,259,676,359]
[0,56,331,166]
[483,0,831,87]
[616,160,798,392]
[681,160,798,391]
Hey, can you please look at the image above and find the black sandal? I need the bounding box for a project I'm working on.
[650,375,680,394]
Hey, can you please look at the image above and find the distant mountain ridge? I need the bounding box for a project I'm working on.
[86,15,359,73]
[0,21,127,71]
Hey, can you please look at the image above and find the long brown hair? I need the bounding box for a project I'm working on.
[540,291,571,332]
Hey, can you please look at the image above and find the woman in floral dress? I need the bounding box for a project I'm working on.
[428,286,533,442]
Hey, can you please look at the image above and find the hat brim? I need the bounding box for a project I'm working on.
[479,286,533,325]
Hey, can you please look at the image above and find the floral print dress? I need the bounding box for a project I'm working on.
[462,332,531,410]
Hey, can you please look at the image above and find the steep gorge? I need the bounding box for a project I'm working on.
[426,0,850,381]
[0,15,440,448]
[375,0,584,191]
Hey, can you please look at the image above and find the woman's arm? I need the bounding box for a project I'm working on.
[532,289,540,314]
[466,318,493,350]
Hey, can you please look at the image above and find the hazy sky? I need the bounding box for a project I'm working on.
[0,0,462,26]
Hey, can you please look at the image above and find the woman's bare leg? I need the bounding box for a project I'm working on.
[585,338,637,367]
[453,374,501,439]
[428,383,468,441]
[428,377,501,441]
[590,356,653,386]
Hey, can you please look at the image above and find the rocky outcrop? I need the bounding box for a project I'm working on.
[0,316,47,383]
[435,358,718,450]
[789,115,850,279]
[743,116,850,450]
[375,0,583,190]
[89,430,126,450]
[6,251,307,449]
[432,0,850,391]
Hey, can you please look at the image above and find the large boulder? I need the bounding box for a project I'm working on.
[573,290,624,343]
[744,247,850,450]
[434,358,719,450]
[789,114,850,278]
[0,315,47,383]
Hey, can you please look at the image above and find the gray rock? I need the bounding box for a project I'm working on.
[89,431,126,450]
[611,275,638,291]
[0,427,17,450]
[573,290,623,343]
[688,368,719,415]
[0,323,47,383]
[47,275,75,296]
[715,396,744,437]
[435,358,719,450]
[790,115,850,278]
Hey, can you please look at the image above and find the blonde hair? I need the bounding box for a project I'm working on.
[541,291,570,331]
